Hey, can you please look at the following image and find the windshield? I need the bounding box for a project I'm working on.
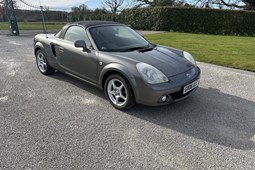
[89,25,150,52]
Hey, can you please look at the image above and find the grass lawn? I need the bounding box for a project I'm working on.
[145,32,255,72]
[0,22,66,30]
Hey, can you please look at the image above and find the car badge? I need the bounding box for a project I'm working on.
[186,73,192,78]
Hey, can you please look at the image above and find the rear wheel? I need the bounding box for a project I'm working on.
[104,74,135,110]
[36,50,55,75]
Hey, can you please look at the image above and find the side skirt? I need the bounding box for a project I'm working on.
[64,71,99,88]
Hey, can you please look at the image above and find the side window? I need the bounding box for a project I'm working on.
[64,26,91,47]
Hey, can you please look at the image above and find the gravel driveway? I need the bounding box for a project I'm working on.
[0,34,255,170]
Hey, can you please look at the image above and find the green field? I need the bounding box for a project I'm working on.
[0,22,66,30]
[145,32,255,72]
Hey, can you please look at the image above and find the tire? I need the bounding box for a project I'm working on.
[104,74,135,110]
[36,49,55,75]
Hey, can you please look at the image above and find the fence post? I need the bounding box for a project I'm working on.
[4,0,19,35]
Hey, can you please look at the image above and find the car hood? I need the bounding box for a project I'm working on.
[108,46,194,77]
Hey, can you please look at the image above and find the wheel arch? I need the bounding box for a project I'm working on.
[99,64,137,94]
[102,70,127,89]
[34,42,45,56]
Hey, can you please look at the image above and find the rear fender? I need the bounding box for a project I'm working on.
[34,41,59,69]
[34,42,45,56]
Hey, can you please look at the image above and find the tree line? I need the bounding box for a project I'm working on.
[103,0,254,21]
[0,5,112,22]
[0,0,254,22]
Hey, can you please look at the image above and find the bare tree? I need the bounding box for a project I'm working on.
[135,0,254,9]
[193,0,254,10]
[135,0,182,7]
[216,0,246,9]
[102,0,124,21]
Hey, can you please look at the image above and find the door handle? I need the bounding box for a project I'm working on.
[59,47,64,52]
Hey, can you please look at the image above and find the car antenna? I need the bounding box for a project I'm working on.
[38,0,48,39]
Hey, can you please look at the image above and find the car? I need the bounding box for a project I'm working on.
[33,21,201,110]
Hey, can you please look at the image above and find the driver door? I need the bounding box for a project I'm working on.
[56,25,98,83]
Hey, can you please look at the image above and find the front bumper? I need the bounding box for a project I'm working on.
[134,67,201,106]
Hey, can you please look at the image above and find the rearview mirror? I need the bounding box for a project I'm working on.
[74,40,88,52]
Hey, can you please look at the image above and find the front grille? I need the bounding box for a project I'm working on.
[170,88,195,100]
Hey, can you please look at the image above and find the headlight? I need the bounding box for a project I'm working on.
[183,51,196,66]
[136,63,169,84]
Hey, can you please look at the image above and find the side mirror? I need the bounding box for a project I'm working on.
[74,40,88,52]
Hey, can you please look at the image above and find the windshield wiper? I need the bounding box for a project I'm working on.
[138,44,157,53]
[122,46,148,52]
[121,44,157,52]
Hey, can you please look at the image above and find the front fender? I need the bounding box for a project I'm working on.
[34,42,45,55]
[99,63,137,90]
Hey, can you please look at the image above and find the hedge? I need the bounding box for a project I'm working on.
[121,7,255,36]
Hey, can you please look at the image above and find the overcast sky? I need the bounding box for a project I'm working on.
[25,0,102,10]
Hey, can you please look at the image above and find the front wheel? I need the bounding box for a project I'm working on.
[104,74,135,110]
[36,50,55,75]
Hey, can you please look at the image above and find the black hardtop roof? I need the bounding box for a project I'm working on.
[74,21,123,28]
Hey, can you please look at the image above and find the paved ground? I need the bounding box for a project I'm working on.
[0,34,255,170]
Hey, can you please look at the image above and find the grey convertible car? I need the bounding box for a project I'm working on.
[34,21,200,110]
